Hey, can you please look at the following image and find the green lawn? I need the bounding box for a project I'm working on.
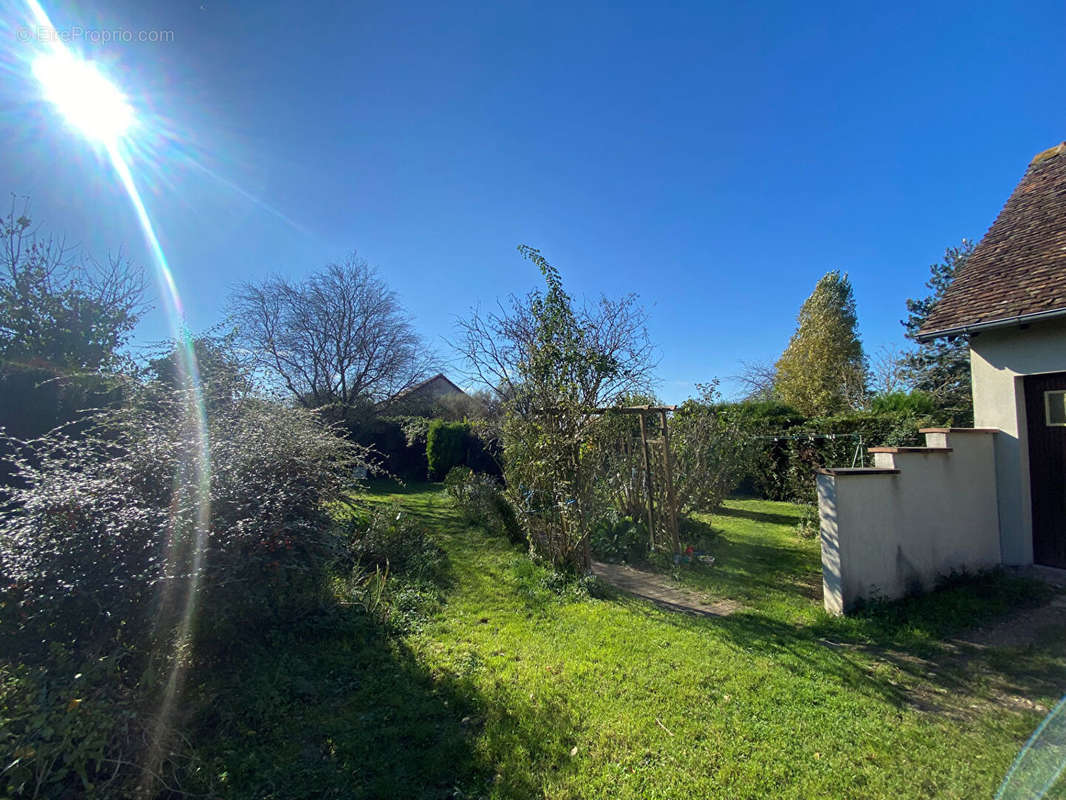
[193,482,1066,799]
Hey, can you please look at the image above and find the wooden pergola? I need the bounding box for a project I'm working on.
[589,405,681,555]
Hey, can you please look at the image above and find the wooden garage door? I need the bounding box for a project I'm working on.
[1025,372,1066,568]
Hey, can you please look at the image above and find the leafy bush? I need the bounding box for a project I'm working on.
[0,645,163,799]
[870,390,939,415]
[426,420,470,480]
[1,386,363,651]
[714,400,806,429]
[795,504,819,538]
[444,465,475,505]
[589,513,649,563]
[446,467,523,545]
[457,246,654,570]
[0,354,369,797]
[670,383,759,514]
[347,503,446,584]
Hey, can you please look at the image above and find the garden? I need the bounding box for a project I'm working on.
[129,481,1066,798]
[1,222,1062,798]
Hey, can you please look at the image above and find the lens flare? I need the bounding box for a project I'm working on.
[25,0,212,788]
[32,51,133,144]
[996,694,1066,799]
[106,140,212,794]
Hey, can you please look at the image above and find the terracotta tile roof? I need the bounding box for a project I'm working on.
[918,142,1066,339]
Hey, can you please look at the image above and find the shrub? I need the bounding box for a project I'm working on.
[795,504,819,538]
[0,385,363,653]
[347,503,446,584]
[475,478,523,545]
[870,390,939,415]
[447,468,524,545]
[0,644,159,800]
[714,400,806,430]
[670,383,760,514]
[457,246,654,570]
[0,359,369,797]
[426,420,470,479]
[589,513,649,563]
[444,465,475,505]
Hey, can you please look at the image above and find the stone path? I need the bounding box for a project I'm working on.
[591,561,741,617]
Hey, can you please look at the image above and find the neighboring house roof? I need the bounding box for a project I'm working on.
[376,373,465,408]
[398,373,465,398]
[917,142,1066,341]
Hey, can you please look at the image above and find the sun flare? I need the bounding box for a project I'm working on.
[32,50,133,143]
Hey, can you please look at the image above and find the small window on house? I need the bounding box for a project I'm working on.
[1046,390,1066,426]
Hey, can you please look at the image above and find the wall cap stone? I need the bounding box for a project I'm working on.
[815,467,901,476]
[868,446,953,454]
[918,427,999,434]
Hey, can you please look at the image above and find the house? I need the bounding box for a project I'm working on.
[381,373,467,416]
[817,142,1066,613]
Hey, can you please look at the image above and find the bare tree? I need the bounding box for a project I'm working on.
[734,360,779,402]
[869,343,914,397]
[229,254,432,419]
[455,285,655,412]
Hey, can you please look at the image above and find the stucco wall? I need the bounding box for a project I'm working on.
[970,317,1066,565]
[818,430,1000,613]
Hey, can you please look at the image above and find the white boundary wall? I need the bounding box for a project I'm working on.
[817,429,1000,614]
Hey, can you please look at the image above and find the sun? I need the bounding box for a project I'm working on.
[32,51,133,144]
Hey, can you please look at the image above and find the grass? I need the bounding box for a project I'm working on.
[191,482,1066,799]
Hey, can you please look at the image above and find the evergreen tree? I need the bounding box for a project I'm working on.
[775,271,866,416]
[901,240,975,418]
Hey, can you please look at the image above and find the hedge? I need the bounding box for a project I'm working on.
[710,402,957,504]
[347,417,428,481]
[427,420,467,480]
[426,419,500,481]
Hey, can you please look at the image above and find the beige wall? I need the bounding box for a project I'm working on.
[818,430,1000,613]
[970,317,1066,565]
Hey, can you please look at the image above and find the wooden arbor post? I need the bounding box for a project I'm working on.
[532,403,680,557]
[659,407,681,554]
[638,411,656,550]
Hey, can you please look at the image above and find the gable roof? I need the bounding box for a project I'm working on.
[395,373,465,398]
[917,142,1066,340]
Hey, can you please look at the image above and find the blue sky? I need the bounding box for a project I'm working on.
[1,0,1063,402]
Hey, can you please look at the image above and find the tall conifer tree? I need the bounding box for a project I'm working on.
[775,271,867,415]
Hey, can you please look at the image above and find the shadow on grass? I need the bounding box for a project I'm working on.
[678,514,718,549]
[363,478,440,497]
[639,528,822,609]
[712,504,800,527]
[185,605,578,799]
[616,568,1066,721]
[183,484,584,799]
